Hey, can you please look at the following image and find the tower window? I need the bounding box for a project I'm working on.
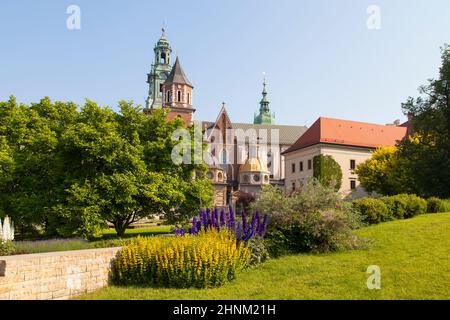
[177,91,181,102]
[161,52,166,64]
[187,93,190,104]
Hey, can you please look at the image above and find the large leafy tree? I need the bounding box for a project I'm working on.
[355,146,413,196]
[0,97,213,238]
[399,45,450,198]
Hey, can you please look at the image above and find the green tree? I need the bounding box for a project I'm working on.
[0,97,213,238]
[399,45,450,197]
[355,146,413,196]
[313,154,342,191]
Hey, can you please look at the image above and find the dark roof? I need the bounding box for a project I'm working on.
[164,57,193,87]
[283,117,409,154]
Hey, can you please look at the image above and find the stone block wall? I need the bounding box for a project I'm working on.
[0,247,121,300]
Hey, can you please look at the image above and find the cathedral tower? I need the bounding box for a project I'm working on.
[145,28,173,110]
[162,56,195,125]
[253,77,275,125]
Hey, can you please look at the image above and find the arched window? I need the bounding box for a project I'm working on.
[177,91,181,102]
[187,93,190,104]
[161,52,166,64]
[221,149,227,164]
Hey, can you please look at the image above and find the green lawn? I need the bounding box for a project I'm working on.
[100,225,173,239]
[79,213,450,300]
[11,225,173,255]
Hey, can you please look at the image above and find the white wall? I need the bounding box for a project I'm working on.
[284,144,373,197]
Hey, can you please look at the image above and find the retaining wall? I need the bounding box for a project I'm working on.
[0,247,121,300]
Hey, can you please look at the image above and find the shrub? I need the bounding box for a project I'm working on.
[352,198,389,224]
[113,229,250,288]
[381,194,409,219]
[427,197,443,213]
[247,238,269,266]
[253,179,363,254]
[441,199,450,212]
[404,194,427,218]
[0,240,15,256]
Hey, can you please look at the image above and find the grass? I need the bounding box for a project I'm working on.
[78,213,450,300]
[9,225,173,255]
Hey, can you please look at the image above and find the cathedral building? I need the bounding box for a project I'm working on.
[145,30,307,207]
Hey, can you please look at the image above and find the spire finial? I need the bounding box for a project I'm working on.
[162,22,166,36]
[262,72,267,94]
[222,101,226,108]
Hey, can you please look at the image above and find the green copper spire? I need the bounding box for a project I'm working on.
[253,76,275,125]
[145,28,173,109]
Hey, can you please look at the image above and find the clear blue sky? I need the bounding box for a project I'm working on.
[1,0,449,126]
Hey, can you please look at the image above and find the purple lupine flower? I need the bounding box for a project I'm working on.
[258,214,268,237]
[250,212,257,230]
[242,226,256,242]
[192,216,198,234]
[214,207,220,229]
[228,205,236,231]
[206,208,212,230]
[242,210,249,233]
[220,208,226,227]
[196,220,201,234]
[236,222,242,240]
[199,209,206,230]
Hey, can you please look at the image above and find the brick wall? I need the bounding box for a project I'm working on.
[0,247,121,300]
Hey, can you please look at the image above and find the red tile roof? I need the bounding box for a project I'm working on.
[283,117,409,154]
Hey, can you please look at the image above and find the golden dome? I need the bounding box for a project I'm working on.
[239,157,268,172]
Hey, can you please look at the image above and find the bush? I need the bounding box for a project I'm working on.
[381,194,409,219]
[253,179,362,254]
[427,197,443,213]
[352,198,389,224]
[113,229,250,288]
[441,199,450,212]
[0,240,15,256]
[404,194,427,218]
[247,238,269,266]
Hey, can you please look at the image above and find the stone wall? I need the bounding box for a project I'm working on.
[0,247,121,300]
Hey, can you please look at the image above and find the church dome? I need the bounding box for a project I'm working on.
[239,157,268,173]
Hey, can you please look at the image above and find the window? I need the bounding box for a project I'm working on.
[350,180,356,190]
[221,149,227,164]
[187,93,190,104]
[292,182,296,191]
[166,91,171,102]
[308,159,312,170]
[350,159,356,170]
[177,91,181,102]
[291,163,296,173]
[299,161,303,172]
